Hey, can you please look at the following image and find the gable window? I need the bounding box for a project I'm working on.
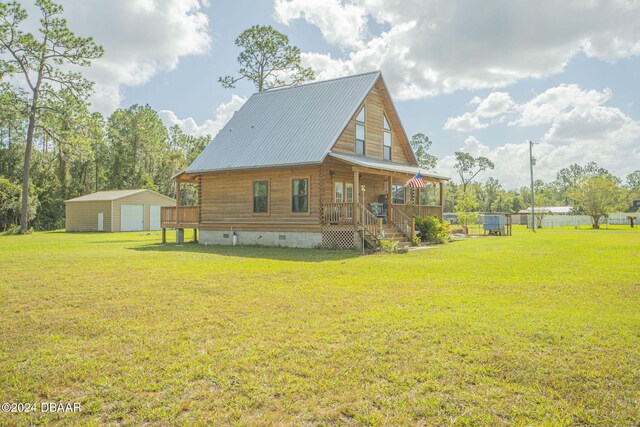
[292,178,309,213]
[355,106,365,156]
[253,180,268,213]
[383,114,391,160]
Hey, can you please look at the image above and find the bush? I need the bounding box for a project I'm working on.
[414,216,451,244]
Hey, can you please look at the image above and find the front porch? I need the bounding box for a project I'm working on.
[321,202,443,249]
[320,153,447,249]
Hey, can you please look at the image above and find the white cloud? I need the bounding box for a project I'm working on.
[58,0,211,114]
[278,0,640,100]
[444,92,514,131]
[274,0,368,49]
[512,85,611,127]
[439,84,640,187]
[444,113,487,132]
[159,95,246,137]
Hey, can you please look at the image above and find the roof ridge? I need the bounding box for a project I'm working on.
[253,70,381,95]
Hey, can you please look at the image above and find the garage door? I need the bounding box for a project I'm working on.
[121,204,144,231]
[149,205,161,231]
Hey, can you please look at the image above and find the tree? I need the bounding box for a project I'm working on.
[0,0,103,232]
[567,176,624,229]
[482,177,501,212]
[454,188,479,232]
[105,105,168,192]
[554,162,617,204]
[409,133,438,170]
[453,151,495,193]
[626,170,640,191]
[219,25,314,92]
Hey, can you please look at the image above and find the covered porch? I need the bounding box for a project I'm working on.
[320,153,448,248]
[160,171,200,243]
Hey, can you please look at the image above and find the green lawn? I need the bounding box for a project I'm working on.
[1,227,639,426]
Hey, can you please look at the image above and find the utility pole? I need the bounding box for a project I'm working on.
[529,140,535,233]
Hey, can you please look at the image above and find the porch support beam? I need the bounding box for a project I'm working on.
[351,166,413,180]
[353,170,360,204]
[387,175,393,206]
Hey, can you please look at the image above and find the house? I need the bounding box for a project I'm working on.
[162,71,449,249]
[65,189,175,232]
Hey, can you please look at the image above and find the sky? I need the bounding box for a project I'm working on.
[32,0,640,188]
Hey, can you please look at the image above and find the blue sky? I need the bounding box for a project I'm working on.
[55,0,640,188]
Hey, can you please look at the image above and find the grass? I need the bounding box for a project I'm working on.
[0,226,639,426]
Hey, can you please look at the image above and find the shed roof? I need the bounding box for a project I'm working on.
[186,71,384,173]
[65,189,174,203]
[328,152,450,180]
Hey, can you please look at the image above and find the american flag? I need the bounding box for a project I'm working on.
[406,172,426,188]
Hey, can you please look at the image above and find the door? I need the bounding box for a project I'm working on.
[149,205,161,231]
[120,204,144,231]
[97,212,104,232]
[345,183,354,219]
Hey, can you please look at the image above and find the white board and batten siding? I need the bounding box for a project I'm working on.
[149,205,161,231]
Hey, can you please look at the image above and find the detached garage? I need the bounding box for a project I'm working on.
[65,189,175,232]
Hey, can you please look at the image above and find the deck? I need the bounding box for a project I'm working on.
[160,205,199,228]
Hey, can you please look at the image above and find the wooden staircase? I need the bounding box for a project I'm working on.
[378,222,412,246]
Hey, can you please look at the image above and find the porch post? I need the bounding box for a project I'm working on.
[387,175,393,206]
[353,170,364,210]
[175,179,181,225]
[439,181,445,220]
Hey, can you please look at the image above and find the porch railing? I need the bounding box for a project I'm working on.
[394,204,443,220]
[322,202,355,224]
[389,205,414,240]
[161,205,199,227]
[357,203,379,239]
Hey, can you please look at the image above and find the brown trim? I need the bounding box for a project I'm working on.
[355,101,366,157]
[251,178,271,216]
[291,176,311,215]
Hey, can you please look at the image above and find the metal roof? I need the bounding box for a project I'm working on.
[186,71,382,173]
[518,206,573,214]
[328,152,450,180]
[65,189,175,203]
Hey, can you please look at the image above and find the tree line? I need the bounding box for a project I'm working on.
[1,2,638,232]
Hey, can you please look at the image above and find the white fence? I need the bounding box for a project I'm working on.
[527,212,637,228]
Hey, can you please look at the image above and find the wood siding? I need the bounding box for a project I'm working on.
[320,157,407,207]
[112,192,175,232]
[199,166,322,232]
[65,201,112,232]
[331,79,414,165]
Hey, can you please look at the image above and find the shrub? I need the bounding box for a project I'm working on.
[378,239,397,253]
[414,216,451,244]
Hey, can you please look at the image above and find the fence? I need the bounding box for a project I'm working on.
[444,213,512,236]
[446,212,639,229]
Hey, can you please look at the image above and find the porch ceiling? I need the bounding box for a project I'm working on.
[171,170,199,184]
[328,152,450,181]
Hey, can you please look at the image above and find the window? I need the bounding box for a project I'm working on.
[292,179,308,212]
[253,180,268,213]
[355,106,365,155]
[383,114,391,160]
[392,184,405,204]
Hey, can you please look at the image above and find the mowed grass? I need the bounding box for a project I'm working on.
[1,227,639,426]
